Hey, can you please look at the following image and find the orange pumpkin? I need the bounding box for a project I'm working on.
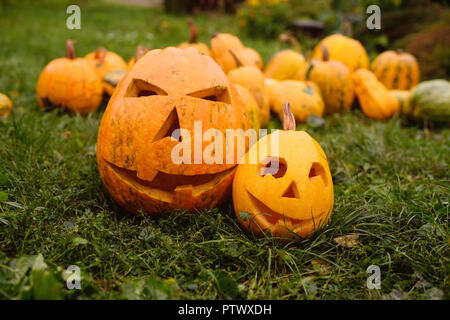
[234,84,260,132]
[371,50,420,90]
[96,47,251,215]
[312,34,369,72]
[36,40,103,115]
[210,33,255,73]
[227,50,270,127]
[178,20,211,56]
[304,45,355,115]
[244,47,263,70]
[85,47,128,84]
[0,93,13,118]
[233,102,334,239]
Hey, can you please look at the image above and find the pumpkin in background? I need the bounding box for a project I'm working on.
[178,19,211,56]
[127,45,149,70]
[233,102,334,239]
[264,50,306,80]
[312,34,369,72]
[268,80,324,123]
[371,50,420,90]
[244,47,263,70]
[409,79,450,122]
[353,69,399,120]
[36,39,103,115]
[234,84,260,132]
[85,47,128,86]
[304,45,354,115]
[227,50,270,127]
[0,93,13,118]
[210,33,255,73]
[97,47,251,215]
[390,90,411,116]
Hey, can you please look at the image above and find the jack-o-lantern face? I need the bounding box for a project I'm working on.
[233,104,333,239]
[97,47,251,215]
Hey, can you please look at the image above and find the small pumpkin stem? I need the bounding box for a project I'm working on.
[134,45,147,63]
[279,31,301,53]
[187,19,198,44]
[305,63,314,80]
[66,39,76,59]
[321,44,329,62]
[228,49,243,68]
[283,102,296,131]
[95,47,108,66]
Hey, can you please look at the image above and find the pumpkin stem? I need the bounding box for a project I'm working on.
[187,19,198,44]
[279,31,301,53]
[283,102,296,131]
[134,45,147,63]
[95,47,108,66]
[320,44,329,62]
[228,49,243,67]
[66,39,76,59]
[304,63,314,81]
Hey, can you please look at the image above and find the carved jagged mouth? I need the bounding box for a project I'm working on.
[246,191,327,231]
[105,160,235,197]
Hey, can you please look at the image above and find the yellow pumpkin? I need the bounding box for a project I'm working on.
[0,93,13,118]
[268,80,324,123]
[304,45,355,115]
[36,40,103,115]
[264,50,306,80]
[312,34,369,72]
[353,69,399,120]
[211,33,255,73]
[234,84,260,133]
[371,50,420,90]
[227,51,270,127]
[178,20,211,56]
[233,102,334,239]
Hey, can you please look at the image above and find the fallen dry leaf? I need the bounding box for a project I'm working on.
[333,234,360,248]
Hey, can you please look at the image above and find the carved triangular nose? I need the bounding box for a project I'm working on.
[282,181,300,199]
[152,108,181,142]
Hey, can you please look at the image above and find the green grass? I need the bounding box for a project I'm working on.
[0,0,448,300]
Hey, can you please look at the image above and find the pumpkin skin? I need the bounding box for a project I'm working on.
[233,103,333,239]
[97,47,251,215]
[36,40,103,115]
[390,90,411,116]
[304,47,354,115]
[85,48,128,82]
[234,84,260,132]
[312,34,369,72]
[268,80,324,123]
[244,47,263,69]
[371,50,420,90]
[210,33,255,73]
[178,20,211,56]
[0,93,13,118]
[264,50,306,80]
[227,54,270,127]
[409,79,450,122]
[353,69,399,120]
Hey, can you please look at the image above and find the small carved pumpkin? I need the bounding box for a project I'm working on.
[304,45,355,115]
[227,50,270,127]
[312,34,369,72]
[264,50,306,80]
[233,102,334,239]
[178,20,211,56]
[211,33,255,73]
[268,80,324,123]
[353,69,399,120]
[0,93,13,118]
[97,47,251,215]
[371,50,420,90]
[36,39,103,115]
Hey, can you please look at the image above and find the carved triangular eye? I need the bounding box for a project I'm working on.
[126,79,167,97]
[188,86,230,103]
[282,181,299,199]
[152,108,181,142]
[309,162,328,186]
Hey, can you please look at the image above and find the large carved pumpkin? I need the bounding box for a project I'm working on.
[233,102,334,239]
[36,40,103,115]
[304,45,354,115]
[371,50,420,90]
[97,47,251,215]
[312,34,369,72]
